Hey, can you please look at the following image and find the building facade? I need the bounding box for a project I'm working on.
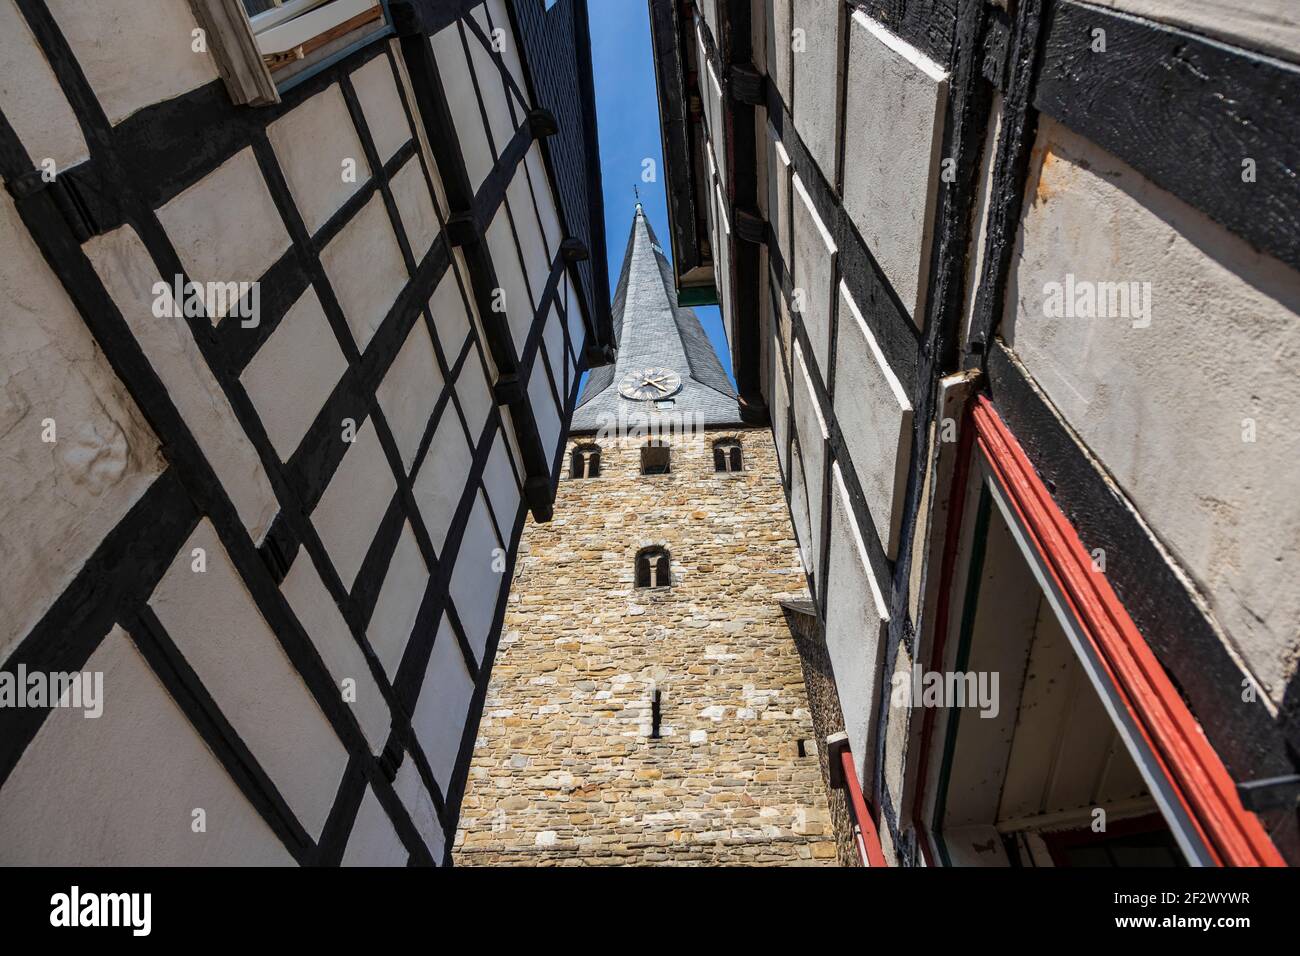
[0,0,611,865]
[455,207,836,864]
[649,0,1299,865]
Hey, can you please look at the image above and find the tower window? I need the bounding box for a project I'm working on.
[713,439,742,472]
[635,547,671,588]
[641,442,671,475]
[651,690,662,739]
[570,443,601,479]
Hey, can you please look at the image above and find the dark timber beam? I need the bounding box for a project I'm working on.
[393,4,559,521]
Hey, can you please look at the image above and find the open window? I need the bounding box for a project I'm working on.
[191,0,391,105]
[914,397,1281,867]
[635,547,671,589]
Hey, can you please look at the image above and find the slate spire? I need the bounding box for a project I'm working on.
[571,206,739,431]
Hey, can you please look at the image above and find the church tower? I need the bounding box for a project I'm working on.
[455,207,835,865]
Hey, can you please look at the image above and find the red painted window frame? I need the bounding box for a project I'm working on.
[954,397,1282,867]
[838,748,889,867]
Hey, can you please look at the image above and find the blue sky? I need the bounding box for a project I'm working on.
[586,0,734,385]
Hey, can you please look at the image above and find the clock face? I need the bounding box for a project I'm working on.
[618,366,682,401]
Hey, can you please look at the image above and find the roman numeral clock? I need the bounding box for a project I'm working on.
[618,366,682,402]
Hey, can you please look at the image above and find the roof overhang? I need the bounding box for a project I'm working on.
[648,0,714,299]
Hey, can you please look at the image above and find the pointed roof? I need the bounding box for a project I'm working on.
[571,206,739,431]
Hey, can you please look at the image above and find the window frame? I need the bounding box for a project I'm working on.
[913,396,1283,868]
[635,547,672,589]
[191,0,394,106]
[713,438,743,473]
[570,443,601,480]
[640,442,671,476]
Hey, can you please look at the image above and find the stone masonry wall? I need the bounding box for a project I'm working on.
[781,601,861,867]
[455,426,837,864]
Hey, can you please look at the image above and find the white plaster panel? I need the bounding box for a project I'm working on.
[508,170,552,307]
[467,6,521,150]
[542,305,566,402]
[834,281,914,557]
[525,144,562,257]
[350,52,412,164]
[842,11,948,326]
[156,147,290,324]
[528,352,562,460]
[312,415,397,590]
[267,83,369,237]
[429,25,494,192]
[486,0,530,106]
[457,350,496,447]
[414,408,473,551]
[367,521,430,680]
[0,0,87,170]
[429,265,472,363]
[563,274,587,363]
[1087,1,1300,65]
[320,190,409,353]
[241,285,347,462]
[768,0,793,105]
[449,491,503,663]
[282,550,391,755]
[412,617,476,790]
[485,205,535,357]
[961,92,1003,348]
[791,172,837,371]
[84,225,278,543]
[1006,118,1300,703]
[482,427,521,535]
[766,120,793,278]
[792,343,827,578]
[788,436,814,584]
[150,521,349,839]
[791,0,842,179]
[342,785,408,866]
[390,154,440,263]
[389,37,450,217]
[47,0,218,125]
[0,194,163,663]
[826,462,890,784]
[394,755,446,862]
[376,316,443,475]
[702,53,727,193]
[771,325,791,477]
[0,626,294,865]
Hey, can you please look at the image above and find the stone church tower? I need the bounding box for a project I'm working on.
[455,207,835,864]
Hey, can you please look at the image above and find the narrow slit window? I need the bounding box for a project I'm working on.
[650,690,662,739]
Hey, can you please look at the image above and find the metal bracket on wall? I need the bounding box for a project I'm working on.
[1236,774,1300,813]
[728,62,763,105]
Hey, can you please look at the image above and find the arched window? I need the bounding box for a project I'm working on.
[713,438,742,473]
[570,443,601,479]
[635,547,671,588]
[641,441,671,475]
